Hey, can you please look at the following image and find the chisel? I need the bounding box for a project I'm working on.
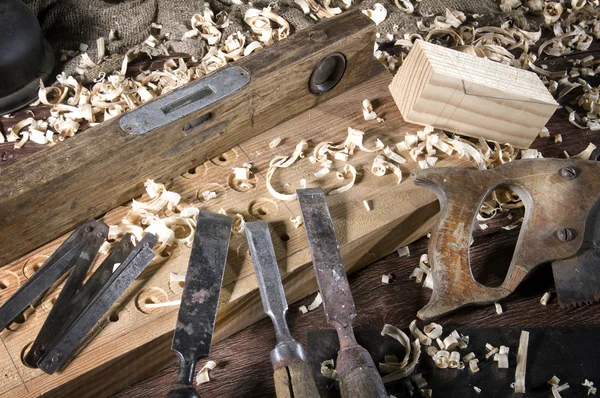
[245,221,320,398]
[167,211,233,398]
[298,188,387,398]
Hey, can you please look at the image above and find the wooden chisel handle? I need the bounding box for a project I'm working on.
[337,345,387,398]
[339,366,387,398]
[274,361,320,398]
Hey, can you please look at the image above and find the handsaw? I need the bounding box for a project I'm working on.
[297,188,388,398]
[414,157,600,320]
[245,220,320,398]
[168,211,233,398]
[38,232,157,374]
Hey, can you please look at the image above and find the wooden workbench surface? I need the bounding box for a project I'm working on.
[116,109,600,396]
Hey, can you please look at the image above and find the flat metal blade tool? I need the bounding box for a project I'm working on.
[0,219,108,333]
[297,188,387,398]
[168,211,233,398]
[24,233,137,367]
[38,232,157,374]
[245,221,320,398]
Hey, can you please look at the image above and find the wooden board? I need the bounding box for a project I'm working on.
[389,40,558,148]
[0,10,376,267]
[0,63,468,397]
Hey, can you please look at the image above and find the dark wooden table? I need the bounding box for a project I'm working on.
[114,110,600,397]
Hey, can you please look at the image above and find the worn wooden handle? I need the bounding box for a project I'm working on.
[339,366,387,398]
[273,361,320,398]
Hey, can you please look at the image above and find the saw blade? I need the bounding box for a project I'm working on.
[297,188,356,327]
[552,198,600,307]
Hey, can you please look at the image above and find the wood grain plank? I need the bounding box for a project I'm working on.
[0,10,376,267]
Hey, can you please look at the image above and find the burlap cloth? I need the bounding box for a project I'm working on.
[24,0,513,82]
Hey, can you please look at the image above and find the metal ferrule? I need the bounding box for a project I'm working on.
[270,339,307,371]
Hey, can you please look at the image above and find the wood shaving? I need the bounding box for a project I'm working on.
[397,246,410,257]
[362,4,387,26]
[496,353,509,368]
[423,323,443,339]
[462,352,476,363]
[372,154,403,183]
[307,292,322,311]
[495,303,503,314]
[382,273,392,284]
[554,134,563,143]
[433,350,450,368]
[266,140,308,201]
[107,180,196,257]
[328,164,357,195]
[409,267,425,283]
[469,358,480,373]
[474,386,482,394]
[196,360,217,385]
[514,330,529,393]
[269,137,282,149]
[583,379,597,395]
[549,375,561,386]
[290,216,303,229]
[573,143,597,160]
[363,199,371,211]
[449,351,460,368]
[380,324,421,383]
[540,292,551,305]
[320,359,339,380]
[409,319,432,346]
[298,305,308,314]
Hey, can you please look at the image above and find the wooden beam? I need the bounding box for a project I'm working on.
[0,64,468,397]
[0,10,376,267]
[389,40,558,149]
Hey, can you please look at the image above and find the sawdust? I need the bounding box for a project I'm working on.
[26,0,499,83]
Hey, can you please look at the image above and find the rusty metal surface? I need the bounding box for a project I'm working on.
[297,188,380,377]
[415,159,600,320]
[169,211,232,397]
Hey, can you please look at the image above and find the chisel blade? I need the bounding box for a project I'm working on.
[245,221,289,335]
[171,211,232,385]
[297,188,356,327]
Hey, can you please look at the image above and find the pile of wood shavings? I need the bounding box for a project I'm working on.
[0,5,285,147]
[104,179,199,258]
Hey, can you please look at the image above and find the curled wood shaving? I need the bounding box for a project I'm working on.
[583,379,597,395]
[196,360,217,385]
[107,180,197,257]
[423,323,443,339]
[290,215,303,229]
[410,267,425,283]
[320,359,339,380]
[362,3,387,26]
[380,324,421,383]
[540,292,551,305]
[371,155,403,183]
[328,164,357,195]
[409,319,432,346]
[307,292,322,311]
[266,140,308,201]
[549,376,561,386]
[382,273,392,284]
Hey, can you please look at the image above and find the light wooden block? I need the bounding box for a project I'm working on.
[389,40,558,148]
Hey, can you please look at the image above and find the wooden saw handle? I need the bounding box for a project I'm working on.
[273,361,320,398]
[339,365,388,398]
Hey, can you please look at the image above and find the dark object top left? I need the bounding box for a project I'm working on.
[0,0,54,115]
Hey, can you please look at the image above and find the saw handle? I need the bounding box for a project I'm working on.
[273,361,320,398]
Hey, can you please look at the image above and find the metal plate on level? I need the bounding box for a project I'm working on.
[119,65,251,135]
